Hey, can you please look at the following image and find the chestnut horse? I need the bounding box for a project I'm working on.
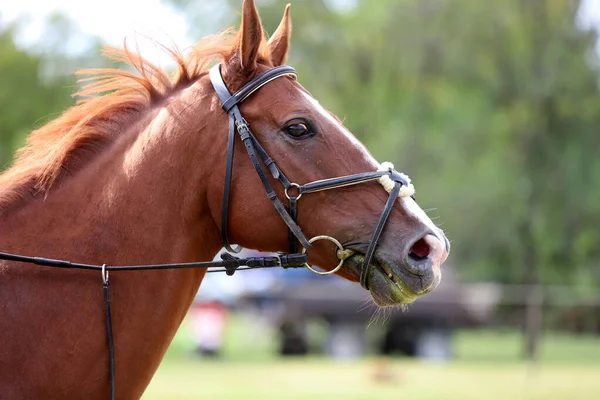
[0,1,449,398]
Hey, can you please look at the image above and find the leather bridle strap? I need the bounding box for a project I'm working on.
[360,182,402,288]
[0,251,307,273]
[209,65,310,251]
[292,169,412,288]
[220,66,300,113]
[209,63,418,289]
[220,112,241,253]
[298,170,411,195]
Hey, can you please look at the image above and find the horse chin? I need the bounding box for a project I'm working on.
[344,253,440,307]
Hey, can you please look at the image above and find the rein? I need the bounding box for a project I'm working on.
[0,63,415,399]
[0,250,308,400]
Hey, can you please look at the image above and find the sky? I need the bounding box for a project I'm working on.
[0,0,192,45]
[0,0,196,65]
[580,0,600,28]
[2,0,600,61]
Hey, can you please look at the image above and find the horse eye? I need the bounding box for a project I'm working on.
[285,123,311,139]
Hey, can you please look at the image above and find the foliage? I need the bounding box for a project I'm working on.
[0,28,74,168]
[2,0,600,288]
[172,0,600,287]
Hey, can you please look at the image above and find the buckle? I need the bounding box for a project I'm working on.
[235,118,249,133]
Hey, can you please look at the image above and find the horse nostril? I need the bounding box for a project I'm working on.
[407,234,445,265]
[408,237,431,261]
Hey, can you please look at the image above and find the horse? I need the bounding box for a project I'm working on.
[0,1,449,398]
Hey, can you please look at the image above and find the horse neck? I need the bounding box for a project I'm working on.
[3,81,223,262]
[0,77,227,398]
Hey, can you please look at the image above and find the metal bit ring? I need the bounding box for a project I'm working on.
[301,235,345,275]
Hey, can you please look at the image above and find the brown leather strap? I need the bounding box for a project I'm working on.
[360,182,401,288]
[0,251,308,272]
[209,65,310,250]
[288,196,298,254]
[209,63,415,290]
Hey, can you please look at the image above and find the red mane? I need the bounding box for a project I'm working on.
[0,29,270,209]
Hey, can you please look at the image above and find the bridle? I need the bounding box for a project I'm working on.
[0,63,415,400]
[209,63,415,289]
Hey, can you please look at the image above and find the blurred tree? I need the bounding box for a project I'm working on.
[2,0,598,291]
[0,27,74,168]
[169,0,600,291]
[0,13,111,169]
[0,0,596,360]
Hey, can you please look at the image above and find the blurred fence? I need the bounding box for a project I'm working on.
[190,264,600,363]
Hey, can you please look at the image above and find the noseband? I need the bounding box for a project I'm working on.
[209,64,415,289]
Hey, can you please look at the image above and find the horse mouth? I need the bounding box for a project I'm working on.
[342,252,421,306]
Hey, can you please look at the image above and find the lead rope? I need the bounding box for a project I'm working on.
[102,265,115,400]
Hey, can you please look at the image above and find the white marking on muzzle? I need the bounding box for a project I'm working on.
[401,196,441,239]
[300,91,378,167]
[300,90,437,238]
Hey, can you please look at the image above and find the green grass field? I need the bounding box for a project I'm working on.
[142,317,600,399]
[144,358,600,400]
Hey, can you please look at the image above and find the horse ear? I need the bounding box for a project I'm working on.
[267,4,292,66]
[238,0,264,72]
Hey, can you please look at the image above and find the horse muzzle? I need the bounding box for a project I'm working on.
[343,231,449,306]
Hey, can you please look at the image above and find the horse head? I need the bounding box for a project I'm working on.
[205,0,450,306]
